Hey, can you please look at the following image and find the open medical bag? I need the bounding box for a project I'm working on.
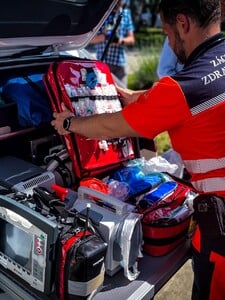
[99,162,195,257]
[32,186,107,299]
[137,178,195,256]
[43,59,136,180]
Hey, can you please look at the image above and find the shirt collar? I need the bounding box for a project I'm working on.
[185,33,225,67]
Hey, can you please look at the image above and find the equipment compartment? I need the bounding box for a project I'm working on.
[0,58,63,164]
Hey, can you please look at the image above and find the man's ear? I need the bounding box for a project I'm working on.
[176,13,190,34]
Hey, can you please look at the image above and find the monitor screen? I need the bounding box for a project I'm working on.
[0,218,33,272]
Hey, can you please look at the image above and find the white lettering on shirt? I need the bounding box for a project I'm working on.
[201,54,225,85]
[210,54,225,67]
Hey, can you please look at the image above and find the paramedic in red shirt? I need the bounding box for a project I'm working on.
[52,0,225,298]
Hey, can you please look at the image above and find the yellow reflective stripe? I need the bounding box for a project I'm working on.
[183,157,225,174]
[192,177,225,193]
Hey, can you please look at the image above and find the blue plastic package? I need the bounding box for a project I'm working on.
[141,181,178,206]
[111,166,165,196]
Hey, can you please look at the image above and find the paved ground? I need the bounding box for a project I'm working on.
[154,259,193,300]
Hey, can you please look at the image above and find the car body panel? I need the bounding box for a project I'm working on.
[0,0,118,55]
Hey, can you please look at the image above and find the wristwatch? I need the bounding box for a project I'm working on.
[63,116,74,132]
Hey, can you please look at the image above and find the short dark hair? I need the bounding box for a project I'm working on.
[159,0,221,27]
[221,0,225,21]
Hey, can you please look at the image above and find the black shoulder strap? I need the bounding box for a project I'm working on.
[101,10,123,61]
[23,75,48,99]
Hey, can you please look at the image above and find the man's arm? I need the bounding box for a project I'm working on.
[118,31,135,46]
[91,30,135,46]
[90,34,105,44]
[51,103,139,139]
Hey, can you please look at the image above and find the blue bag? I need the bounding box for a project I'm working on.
[111,166,165,196]
[2,74,52,127]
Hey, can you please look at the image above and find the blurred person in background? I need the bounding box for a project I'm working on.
[90,0,135,87]
[141,4,152,27]
[157,36,184,78]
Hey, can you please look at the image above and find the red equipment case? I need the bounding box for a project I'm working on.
[138,180,193,256]
[44,59,137,181]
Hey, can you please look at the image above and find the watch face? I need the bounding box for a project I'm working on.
[63,117,72,131]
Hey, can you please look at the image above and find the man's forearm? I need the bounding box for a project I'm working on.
[90,34,105,44]
[52,109,139,139]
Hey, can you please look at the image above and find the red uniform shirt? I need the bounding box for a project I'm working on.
[122,33,225,197]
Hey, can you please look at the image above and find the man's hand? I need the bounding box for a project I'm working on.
[51,103,74,135]
[116,85,147,106]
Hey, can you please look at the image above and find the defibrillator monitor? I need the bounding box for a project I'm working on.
[0,194,58,295]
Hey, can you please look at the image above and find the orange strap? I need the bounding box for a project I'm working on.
[79,178,109,195]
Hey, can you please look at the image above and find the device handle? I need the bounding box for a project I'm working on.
[77,186,132,216]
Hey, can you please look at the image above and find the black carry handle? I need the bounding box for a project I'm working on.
[82,203,91,238]
[101,10,123,61]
